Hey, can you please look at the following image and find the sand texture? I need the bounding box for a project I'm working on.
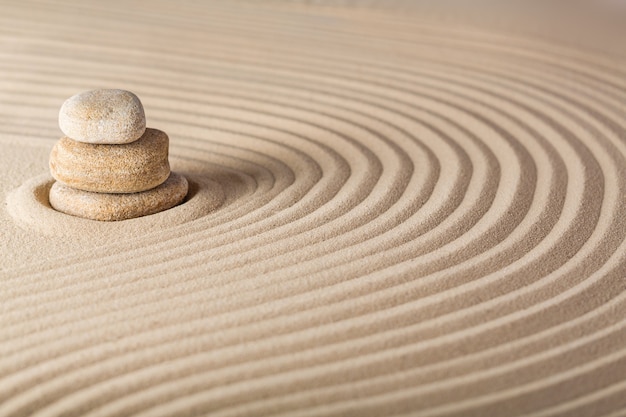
[1,0,625,416]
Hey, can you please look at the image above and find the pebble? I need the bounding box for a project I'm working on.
[50,128,171,193]
[59,89,146,144]
[49,172,189,221]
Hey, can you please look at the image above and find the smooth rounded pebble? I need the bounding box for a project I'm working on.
[50,128,171,193]
[49,172,189,221]
[59,89,146,144]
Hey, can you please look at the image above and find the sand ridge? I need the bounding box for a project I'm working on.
[0,0,625,416]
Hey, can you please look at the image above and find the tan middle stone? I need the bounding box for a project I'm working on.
[50,128,170,193]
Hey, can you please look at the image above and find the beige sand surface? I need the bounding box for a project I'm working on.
[1,0,625,416]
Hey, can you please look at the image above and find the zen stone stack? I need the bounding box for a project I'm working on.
[49,89,188,221]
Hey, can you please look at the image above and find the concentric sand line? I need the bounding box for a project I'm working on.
[1,0,625,416]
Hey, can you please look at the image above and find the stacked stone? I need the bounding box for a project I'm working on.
[49,89,188,221]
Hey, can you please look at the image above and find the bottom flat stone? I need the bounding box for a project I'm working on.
[49,172,188,221]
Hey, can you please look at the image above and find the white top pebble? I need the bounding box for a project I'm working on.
[59,89,146,144]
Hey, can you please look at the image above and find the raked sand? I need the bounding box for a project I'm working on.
[1,0,626,416]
